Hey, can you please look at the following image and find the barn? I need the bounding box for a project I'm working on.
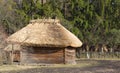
[6,19,82,64]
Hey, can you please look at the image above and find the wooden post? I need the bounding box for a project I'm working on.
[64,47,76,65]
[11,44,14,64]
[20,51,22,65]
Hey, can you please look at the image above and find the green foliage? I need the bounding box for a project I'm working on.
[0,0,23,34]
[107,29,120,46]
[0,0,120,48]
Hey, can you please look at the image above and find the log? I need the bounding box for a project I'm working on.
[21,47,64,64]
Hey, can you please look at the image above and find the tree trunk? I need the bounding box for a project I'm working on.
[86,45,90,59]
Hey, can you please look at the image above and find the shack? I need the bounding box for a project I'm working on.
[6,19,82,64]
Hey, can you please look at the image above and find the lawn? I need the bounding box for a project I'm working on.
[0,59,120,73]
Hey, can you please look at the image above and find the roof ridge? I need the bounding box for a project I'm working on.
[30,19,60,24]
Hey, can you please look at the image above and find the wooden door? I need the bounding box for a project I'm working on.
[13,51,20,62]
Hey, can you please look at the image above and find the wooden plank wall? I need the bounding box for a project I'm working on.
[21,47,64,64]
[65,47,76,64]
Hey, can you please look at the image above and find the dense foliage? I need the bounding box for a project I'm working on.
[0,0,120,52]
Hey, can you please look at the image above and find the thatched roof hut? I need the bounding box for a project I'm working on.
[7,19,82,47]
[6,19,82,64]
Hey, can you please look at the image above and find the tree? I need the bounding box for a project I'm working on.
[106,29,120,52]
[0,0,23,34]
[1,0,120,53]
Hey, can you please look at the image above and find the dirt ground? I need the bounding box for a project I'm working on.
[0,60,120,73]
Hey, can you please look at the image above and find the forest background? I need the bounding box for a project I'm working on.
[0,0,120,55]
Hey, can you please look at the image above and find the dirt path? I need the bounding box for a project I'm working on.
[0,60,120,73]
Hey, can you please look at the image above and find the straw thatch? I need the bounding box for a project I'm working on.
[4,44,21,51]
[7,19,82,47]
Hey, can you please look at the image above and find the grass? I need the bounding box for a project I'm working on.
[0,62,99,72]
[52,61,99,68]
[0,59,119,72]
[0,65,40,72]
[76,58,120,60]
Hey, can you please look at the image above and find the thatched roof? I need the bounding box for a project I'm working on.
[7,19,82,47]
[4,44,21,51]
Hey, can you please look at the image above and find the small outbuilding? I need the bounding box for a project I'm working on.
[6,19,82,64]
